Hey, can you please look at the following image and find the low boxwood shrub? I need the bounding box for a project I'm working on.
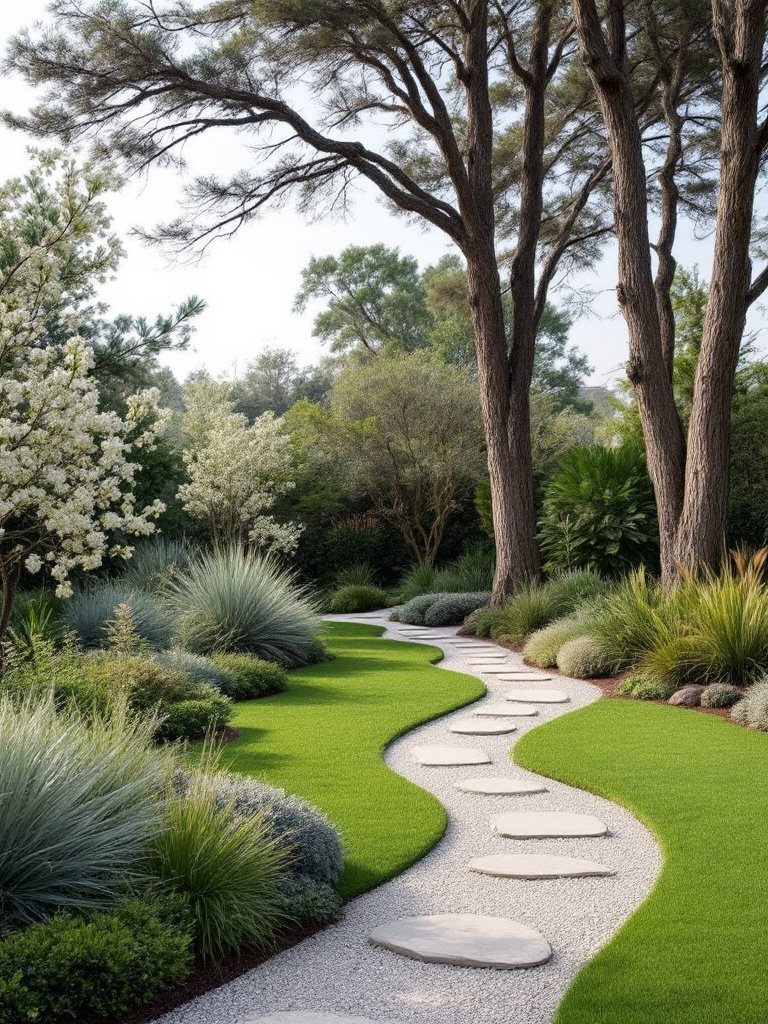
[618,673,678,700]
[174,769,345,886]
[556,636,614,679]
[523,615,591,669]
[423,591,492,627]
[0,893,193,1024]
[155,692,233,742]
[276,875,342,926]
[329,584,389,614]
[731,681,768,729]
[209,654,288,701]
[701,682,743,708]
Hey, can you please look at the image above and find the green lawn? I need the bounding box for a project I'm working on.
[212,621,485,897]
[515,700,768,1024]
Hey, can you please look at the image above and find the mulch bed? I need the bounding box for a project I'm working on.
[120,920,331,1024]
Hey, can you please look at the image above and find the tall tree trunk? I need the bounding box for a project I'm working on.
[464,0,541,602]
[674,0,765,569]
[574,0,687,583]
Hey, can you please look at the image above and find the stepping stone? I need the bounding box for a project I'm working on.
[413,745,492,766]
[505,689,570,703]
[368,913,551,969]
[474,703,538,717]
[468,854,614,878]
[497,673,553,682]
[244,1015,380,1024]
[467,655,508,661]
[455,777,547,795]
[470,666,523,675]
[449,719,517,735]
[493,811,608,838]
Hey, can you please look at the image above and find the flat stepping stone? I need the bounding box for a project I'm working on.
[244,1015,380,1024]
[474,703,538,717]
[497,673,553,682]
[471,666,525,675]
[469,854,614,878]
[413,745,492,766]
[455,777,547,795]
[505,688,570,703]
[493,811,608,838]
[368,913,551,969]
[449,718,517,735]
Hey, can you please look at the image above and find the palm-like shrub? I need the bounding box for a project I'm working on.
[538,444,659,575]
[0,696,170,927]
[151,776,293,961]
[169,548,321,666]
[64,583,173,650]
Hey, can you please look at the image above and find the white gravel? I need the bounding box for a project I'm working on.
[152,615,661,1024]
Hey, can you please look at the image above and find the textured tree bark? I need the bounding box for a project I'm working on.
[674,0,765,570]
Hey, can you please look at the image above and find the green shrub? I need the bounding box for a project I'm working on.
[397,592,445,626]
[276,875,342,926]
[208,654,288,700]
[587,569,665,672]
[432,547,495,594]
[7,589,66,660]
[154,650,230,691]
[151,776,293,961]
[170,548,321,667]
[538,444,659,575]
[0,893,193,1024]
[155,693,233,742]
[175,769,345,885]
[396,562,436,603]
[523,615,592,668]
[0,696,170,927]
[546,568,612,608]
[731,681,768,729]
[556,635,614,679]
[64,583,173,650]
[333,563,377,588]
[701,682,743,708]
[477,582,562,644]
[329,584,389,614]
[423,591,492,627]
[619,673,678,700]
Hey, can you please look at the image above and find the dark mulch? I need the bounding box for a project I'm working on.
[120,920,331,1024]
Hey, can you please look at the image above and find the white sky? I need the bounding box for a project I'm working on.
[1,0,761,387]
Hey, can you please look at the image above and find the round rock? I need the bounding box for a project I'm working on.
[412,745,492,766]
[454,777,547,795]
[243,1016,380,1024]
[449,719,517,735]
[469,853,614,878]
[505,689,569,703]
[493,811,608,838]
[474,703,538,717]
[368,913,551,969]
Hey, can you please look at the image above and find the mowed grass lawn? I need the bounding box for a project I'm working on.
[211,621,485,898]
[515,699,768,1024]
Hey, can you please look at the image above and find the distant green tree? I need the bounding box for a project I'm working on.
[231,348,339,421]
[293,245,430,356]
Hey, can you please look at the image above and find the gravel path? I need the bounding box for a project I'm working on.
[153,615,661,1024]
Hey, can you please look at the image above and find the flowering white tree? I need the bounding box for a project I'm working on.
[0,155,165,649]
[177,382,301,553]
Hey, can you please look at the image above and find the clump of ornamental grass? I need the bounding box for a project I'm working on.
[0,694,172,927]
[169,547,321,667]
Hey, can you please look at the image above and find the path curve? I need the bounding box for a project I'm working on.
[152,616,661,1024]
